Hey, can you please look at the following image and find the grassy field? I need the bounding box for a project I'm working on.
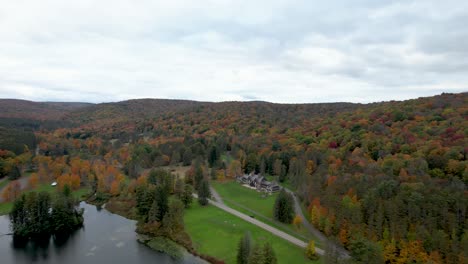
[211,181,277,217]
[211,181,320,245]
[184,202,321,264]
[0,202,12,215]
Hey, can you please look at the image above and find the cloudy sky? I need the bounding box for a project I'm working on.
[0,0,467,103]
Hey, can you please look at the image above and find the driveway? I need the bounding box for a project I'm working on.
[193,193,325,256]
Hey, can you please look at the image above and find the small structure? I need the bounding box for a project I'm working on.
[51,181,57,187]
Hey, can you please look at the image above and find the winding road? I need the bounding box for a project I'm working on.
[283,187,350,258]
[208,185,350,259]
[195,191,325,255]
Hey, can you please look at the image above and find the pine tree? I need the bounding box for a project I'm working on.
[237,232,252,264]
[161,199,185,237]
[198,180,211,206]
[181,184,193,208]
[262,243,277,264]
[273,189,294,223]
[153,185,169,221]
[8,165,20,180]
[194,162,204,190]
[248,244,264,264]
[174,177,184,198]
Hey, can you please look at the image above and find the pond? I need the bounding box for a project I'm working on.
[0,202,205,264]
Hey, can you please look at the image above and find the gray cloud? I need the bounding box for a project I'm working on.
[0,0,466,104]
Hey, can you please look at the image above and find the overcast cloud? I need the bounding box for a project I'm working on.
[0,0,467,103]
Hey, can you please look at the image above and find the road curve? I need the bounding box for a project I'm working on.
[283,187,350,258]
[193,193,325,256]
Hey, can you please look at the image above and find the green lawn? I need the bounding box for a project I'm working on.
[184,202,320,264]
[211,181,321,246]
[212,181,277,218]
[0,202,12,215]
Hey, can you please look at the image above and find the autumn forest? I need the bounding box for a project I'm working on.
[0,92,467,264]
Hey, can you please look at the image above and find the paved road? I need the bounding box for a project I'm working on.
[284,187,350,258]
[193,193,325,256]
[209,187,224,204]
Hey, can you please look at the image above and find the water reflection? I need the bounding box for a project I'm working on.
[0,202,205,264]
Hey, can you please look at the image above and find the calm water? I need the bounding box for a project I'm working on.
[0,202,204,264]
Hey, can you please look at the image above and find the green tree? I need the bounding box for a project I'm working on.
[161,199,185,237]
[248,244,264,264]
[150,185,169,222]
[136,185,154,220]
[273,189,294,223]
[51,191,84,235]
[197,179,211,206]
[174,178,184,198]
[349,237,384,264]
[182,148,193,166]
[237,232,252,264]
[181,184,193,208]
[8,165,20,180]
[262,243,277,264]
[194,162,204,190]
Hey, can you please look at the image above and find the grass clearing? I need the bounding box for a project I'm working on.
[0,202,12,215]
[212,181,277,217]
[211,181,322,246]
[184,202,320,264]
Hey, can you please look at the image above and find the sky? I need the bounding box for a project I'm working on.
[0,0,467,104]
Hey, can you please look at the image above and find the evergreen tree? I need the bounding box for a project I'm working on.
[208,145,219,168]
[182,148,193,166]
[153,185,169,221]
[194,162,204,190]
[148,198,160,222]
[8,165,20,180]
[198,179,211,206]
[237,232,252,264]
[349,237,384,264]
[136,185,154,220]
[248,244,264,264]
[161,199,185,237]
[262,243,277,264]
[181,184,193,208]
[51,190,84,235]
[174,178,184,198]
[273,189,294,223]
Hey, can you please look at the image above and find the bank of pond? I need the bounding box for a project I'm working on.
[0,202,206,264]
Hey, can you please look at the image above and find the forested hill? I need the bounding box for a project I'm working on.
[0,99,92,121]
[0,92,467,262]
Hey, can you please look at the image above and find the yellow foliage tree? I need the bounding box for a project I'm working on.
[293,214,303,228]
[305,240,319,260]
[28,173,39,189]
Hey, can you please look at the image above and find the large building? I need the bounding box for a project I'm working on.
[237,173,281,193]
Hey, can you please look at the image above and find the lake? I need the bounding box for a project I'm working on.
[0,202,205,264]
